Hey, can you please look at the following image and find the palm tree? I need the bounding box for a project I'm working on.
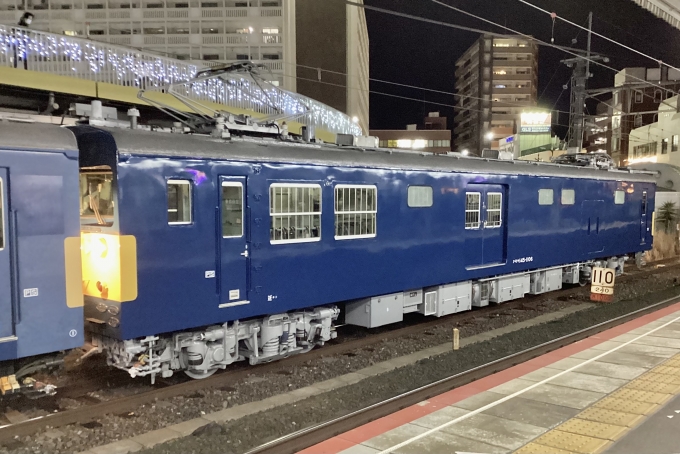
[657,201,678,234]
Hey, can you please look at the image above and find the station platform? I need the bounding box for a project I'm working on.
[302,302,680,454]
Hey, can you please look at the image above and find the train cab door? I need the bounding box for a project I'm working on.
[0,169,14,338]
[464,184,507,268]
[218,176,249,307]
[640,191,648,245]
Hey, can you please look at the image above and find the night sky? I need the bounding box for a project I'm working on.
[363,0,680,138]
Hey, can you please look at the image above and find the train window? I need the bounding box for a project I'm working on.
[408,186,433,208]
[538,189,554,205]
[270,184,321,243]
[486,193,502,228]
[168,180,192,224]
[222,182,243,238]
[335,185,377,239]
[615,190,625,205]
[465,193,481,229]
[0,178,3,250]
[80,169,115,225]
[561,189,575,205]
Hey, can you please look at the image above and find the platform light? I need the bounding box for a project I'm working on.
[461,149,469,156]
[352,116,359,123]
[486,132,494,141]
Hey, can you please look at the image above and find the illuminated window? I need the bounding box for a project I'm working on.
[538,189,554,205]
[168,180,192,224]
[465,193,481,229]
[662,138,669,154]
[486,193,502,227]
[673,135,679,152]
[270,184,321,243]
[615,190,625,205]
[335,185,377,239]
[408,186,433,208]
[221,182,243,238]
[262,27,279,34]
[80,169,115,225]
[561,189,575,205]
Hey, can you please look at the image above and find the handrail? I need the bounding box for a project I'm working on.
[0,25,362,136]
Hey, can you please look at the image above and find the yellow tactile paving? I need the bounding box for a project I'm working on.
[639,371,680,385]
[624,379,680,394]
[608,388,672,405]
[577,407,645,427]
[652,365,680,376]
[592,397,659,415]
[515,442,577,454]
[529,429,611,454]
[557,418,628,440]
[663,357,680,368]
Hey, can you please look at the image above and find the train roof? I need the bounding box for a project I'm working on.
[0,122,78,152]
[80,126,657,183]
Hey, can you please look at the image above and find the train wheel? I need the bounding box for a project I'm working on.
[184,369,218,380]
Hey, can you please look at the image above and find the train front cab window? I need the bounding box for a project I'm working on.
[270,184,321,243]
[168,180,192,224]
[80,168,115,226]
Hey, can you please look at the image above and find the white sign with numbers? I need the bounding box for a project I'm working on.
[591,267,616,295]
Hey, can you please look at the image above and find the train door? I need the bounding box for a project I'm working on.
[465,184,507,267]
[640,191,648,244]
[0,169,13,338]
[582,200,605,253]
[219,176,249,307]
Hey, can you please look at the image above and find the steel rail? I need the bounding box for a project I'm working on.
[245,293,680,454]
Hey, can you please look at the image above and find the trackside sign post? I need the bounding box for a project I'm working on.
[591,267,615,303]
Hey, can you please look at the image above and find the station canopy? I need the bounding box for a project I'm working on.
[633,0,680,29]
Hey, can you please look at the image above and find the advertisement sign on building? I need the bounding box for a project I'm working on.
[520,112,552,133]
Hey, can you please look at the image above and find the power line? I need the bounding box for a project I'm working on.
[515,0,680,74]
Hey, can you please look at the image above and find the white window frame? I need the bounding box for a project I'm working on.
[538,189,554,205]
[168,179,192,225]
[334,184,377,240]
[615,190,625,205]
[0,178,4,251]
[221,181,243,238]
[270,183,322,245]
[561,189,575,205]
[465,192,481,229]
[408,186,433,208]
[486,192,502,228]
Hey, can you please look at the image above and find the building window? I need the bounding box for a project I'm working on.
[168,180,192,224]
[673,135,679,152]
[222,182,243,238]
[408,186,433,208]
[494,84,507,89]
[335,185,377,239]
[270,184,321,243]
[615,190,625,205]
[262,27,279,34]
[538,189,554,205]
[662,138,669,154]
[655,90,663,103]
[236,54,250,60]
[634,114,642,127]
[204,54,220,60]
[486,193,502,227]
[561,189,575,205]
[635,90,643,103]
[465,193,481,229]
[262,54,280,60]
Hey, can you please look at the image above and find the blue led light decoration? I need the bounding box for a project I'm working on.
[0,25,362,136]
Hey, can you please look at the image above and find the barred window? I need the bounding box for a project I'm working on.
[270,184,321,243]
[538,189,554,205]
[335,185,377,239]
[168,180,192,224]
[615,190,625,205]
[561,189,575,205]
[486,192,502,228]
[408,186,433,207]
[465,192,481,229]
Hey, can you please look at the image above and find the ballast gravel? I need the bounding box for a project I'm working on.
[1,266,679,454]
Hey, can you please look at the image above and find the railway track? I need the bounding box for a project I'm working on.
[0,258,677,444]
[244,293,680,454]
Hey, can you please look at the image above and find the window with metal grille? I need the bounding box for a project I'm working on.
[538,189,554,205]
[465,193,481,229]
[270,184,321,243]
[408,186,433,208]
[615,190,625,205]
[486,193,502,227]
[561,189,575,205]
[335,185,377,239]
[168,180,192,224]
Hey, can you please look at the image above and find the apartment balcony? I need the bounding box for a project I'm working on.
[491,73,534,81]
[492,46,536,53]
[492,87,533,95]
[490,60,536,67]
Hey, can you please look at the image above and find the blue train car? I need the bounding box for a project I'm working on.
[70,126,655,381]
[0,123,83,394]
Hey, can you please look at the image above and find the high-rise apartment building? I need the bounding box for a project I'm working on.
[0,0,369,132]
[454,35,538,154]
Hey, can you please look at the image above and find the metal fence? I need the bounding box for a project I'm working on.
[0,25,362,136]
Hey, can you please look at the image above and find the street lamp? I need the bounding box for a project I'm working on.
[485,132,494,141]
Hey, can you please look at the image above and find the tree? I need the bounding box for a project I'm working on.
[657,201,678,234]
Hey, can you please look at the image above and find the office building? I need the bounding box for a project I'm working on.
[371,112,452,154]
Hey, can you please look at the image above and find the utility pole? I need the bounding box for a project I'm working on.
[563,12,608,152]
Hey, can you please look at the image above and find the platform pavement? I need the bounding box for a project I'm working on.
[77,304,595,454]
[302,302,680,454]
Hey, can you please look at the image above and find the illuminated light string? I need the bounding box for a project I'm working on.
[0,26,361,136]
